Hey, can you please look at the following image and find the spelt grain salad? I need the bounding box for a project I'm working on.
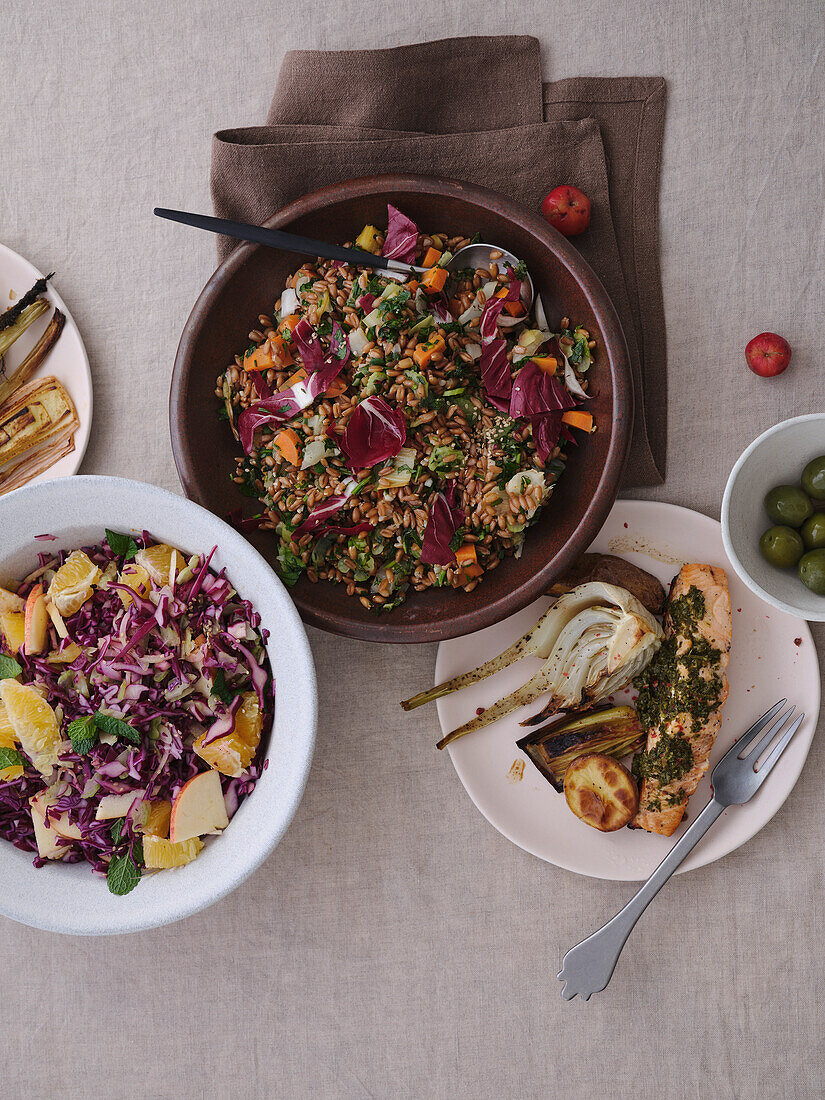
[217,204,596,612]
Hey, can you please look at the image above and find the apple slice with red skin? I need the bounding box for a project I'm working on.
[745,332,792,377]
[23,584,49,655]
[169,769,229,844]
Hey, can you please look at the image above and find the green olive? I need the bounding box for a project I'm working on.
[760,525,805,568]
[801,512,825,549]
[799,549,825,595]
[801,456,825,500]
[764,484,813,528]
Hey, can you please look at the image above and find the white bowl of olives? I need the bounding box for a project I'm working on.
[722,414,825,621]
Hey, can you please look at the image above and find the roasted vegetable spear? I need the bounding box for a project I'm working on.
[0,299,49,362]
[516,705,645,792]
[0,308,64,406]
[0,274,53,333]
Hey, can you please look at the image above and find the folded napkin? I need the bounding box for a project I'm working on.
[211,36,666,487]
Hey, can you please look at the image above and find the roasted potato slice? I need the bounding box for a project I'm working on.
[548,554,666,615]
[563,753,639,831]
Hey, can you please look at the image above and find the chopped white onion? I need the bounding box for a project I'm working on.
[279,287,298,319]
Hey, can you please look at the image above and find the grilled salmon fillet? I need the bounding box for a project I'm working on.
[631,564,731,836]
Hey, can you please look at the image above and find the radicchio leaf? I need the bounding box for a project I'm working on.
[238,320,351,452]
[292,317,325,372]
[251,374,272,399]
[356,293,376,312]
[339,396,407,471]
[322,521,373,538]
[291,480,357,540]
[226,508,266,533]
[421,481,464,566]
[431,301,452,323]
[477,280,522,407]
[382,204,418,263]
[509,362,576,420]
[528,413,574,463]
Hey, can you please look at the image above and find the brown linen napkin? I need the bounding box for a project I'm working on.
[210,36,666,487]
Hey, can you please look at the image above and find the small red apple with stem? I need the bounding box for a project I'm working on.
[745,332,792,377]
[541,186,592,236]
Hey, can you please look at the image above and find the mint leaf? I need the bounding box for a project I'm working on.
[105,528,139,562]
[106,851,141,895]
[67,715,98,755]
[109,819,122,844]
[0,655,22,680]
[0,746,25,770]
[210,668,236,705]
[94,712,141,745]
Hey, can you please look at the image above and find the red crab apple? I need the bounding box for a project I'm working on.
[541,186,592,237]
[745,332,791,377]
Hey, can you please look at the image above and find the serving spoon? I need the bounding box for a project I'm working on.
[153,208,534,317]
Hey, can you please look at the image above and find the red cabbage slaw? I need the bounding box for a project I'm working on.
[0,532,273,892]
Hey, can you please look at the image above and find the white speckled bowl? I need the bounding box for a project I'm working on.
[0,477,317,935]
[722,415,825,621]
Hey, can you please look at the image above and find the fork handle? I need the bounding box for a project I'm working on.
[558,798,725,1000]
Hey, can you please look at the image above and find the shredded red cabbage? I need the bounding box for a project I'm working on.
[382,204,418,263]
[0,534,273,884]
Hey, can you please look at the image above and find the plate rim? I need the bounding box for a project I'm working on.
[437,497,819,880]
[0,241,93,482]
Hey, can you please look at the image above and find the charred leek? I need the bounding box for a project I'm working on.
[0,299,49,361]
[516,705,645,791]
[0,308,64,407]
[0,375,79,495]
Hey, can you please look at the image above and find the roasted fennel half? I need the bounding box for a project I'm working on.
[399,582,663,750]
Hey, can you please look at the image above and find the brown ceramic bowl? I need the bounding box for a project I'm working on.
[170,175,632,643]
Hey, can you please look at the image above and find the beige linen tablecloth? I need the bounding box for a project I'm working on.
[2,4,824,1099]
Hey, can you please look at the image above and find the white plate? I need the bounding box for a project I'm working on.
[0,243,92,485]
[436,500,819,880]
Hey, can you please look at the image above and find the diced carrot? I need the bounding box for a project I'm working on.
[503,301,524,317]
[422,247,442,268]
[278,314,301,337]
[326,378,347,398]
[274,428,301,466]
[406,280,419,294]
[413,334,446,368]
[460,563,484,579]
[243,345,274,373]
[421,267,448,294]
[281,367,307,391]
[531,356,558,375]
[454,544,478,567]
[561,410,595,432]
[268,333,294,369]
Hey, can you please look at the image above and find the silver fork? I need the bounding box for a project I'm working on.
[557,700,804,1001]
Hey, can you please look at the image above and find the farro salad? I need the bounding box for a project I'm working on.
[217,204,596,611]
[0,532,272,894]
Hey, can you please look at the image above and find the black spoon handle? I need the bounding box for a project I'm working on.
[153,207,411,271]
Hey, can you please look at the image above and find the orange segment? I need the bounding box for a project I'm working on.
[47,550,102,616]
[0,700,23,781]
[135,544,185,586]
[142,800,172,838]
[143,835,203,869]
[0,679,61,775]
[194,691,262,778]
[116,563,151,608]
